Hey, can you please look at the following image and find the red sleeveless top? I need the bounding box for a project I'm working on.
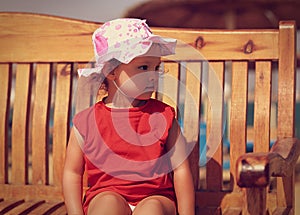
[73,99,176,213]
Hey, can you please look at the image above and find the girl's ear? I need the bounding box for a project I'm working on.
[102,60,120,81]
[102,64,116,81]
[106,72,116,81]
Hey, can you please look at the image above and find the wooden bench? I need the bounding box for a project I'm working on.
[0,12,299,214]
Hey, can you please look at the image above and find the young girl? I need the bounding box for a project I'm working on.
[63,18,195,215]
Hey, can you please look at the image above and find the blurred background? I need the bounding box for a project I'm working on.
[0,0,145,22]
[0,0,299,28]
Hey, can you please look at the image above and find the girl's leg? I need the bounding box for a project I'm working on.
[87,191,132,215]
[132,195,176,215]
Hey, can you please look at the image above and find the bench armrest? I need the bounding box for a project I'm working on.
[236,138,300,187]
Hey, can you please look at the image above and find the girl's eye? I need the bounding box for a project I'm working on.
[138,65,148,71]
[138,64,162,72]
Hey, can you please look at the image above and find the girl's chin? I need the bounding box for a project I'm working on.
[135,92,154,100]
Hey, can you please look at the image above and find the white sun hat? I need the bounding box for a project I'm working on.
[78,18,177,77]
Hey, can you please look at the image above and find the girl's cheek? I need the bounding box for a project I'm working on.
[117,73,154,98]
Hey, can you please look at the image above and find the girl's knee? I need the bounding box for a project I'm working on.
[133,196,176,215]
[97,191,124,204]
[88,191,131,215]
[139,198,164,208]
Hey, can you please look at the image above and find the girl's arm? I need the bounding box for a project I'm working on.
[173,158,195,215]
[167,120,195,215]
[63,128,85,215]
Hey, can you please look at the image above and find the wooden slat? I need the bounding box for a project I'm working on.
[160,62,179,110]
[75,63,94,113]
[0,199,66,215]
[0,64,11,184]
[11,64,32,184]
[0,12,99,63]
[245,187,267,214]
[277,21,296,139]
[0,13,279,62]
[229,61,248,191]
[49,204,67,215]
[31,64,52,185]
[253,61,271,152]
[277,21,297,210]
[28,201,65,214]
[0,184,64,201]
[157,29,279,61]
[247,127,277,143]
[206,62,225,191]
[182,62,202,188]
[0,199,25,214]
[182,62,202,140]
[52,63,72,186]
[4,200,45,214]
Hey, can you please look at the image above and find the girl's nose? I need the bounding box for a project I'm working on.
[148,71,159,81]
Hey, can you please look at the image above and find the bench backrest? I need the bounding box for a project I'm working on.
[0,12,297,214]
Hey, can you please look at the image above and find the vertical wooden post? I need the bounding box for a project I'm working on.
[276,21,296,213]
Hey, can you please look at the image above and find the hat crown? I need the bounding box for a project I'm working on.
[93,19,153,58]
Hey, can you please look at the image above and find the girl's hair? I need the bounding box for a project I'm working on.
[96,58,121,101]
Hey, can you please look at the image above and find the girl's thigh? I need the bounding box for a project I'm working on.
[87,191,132,215]
[133,195,176,215]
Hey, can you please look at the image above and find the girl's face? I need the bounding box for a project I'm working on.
[113,56,162,100]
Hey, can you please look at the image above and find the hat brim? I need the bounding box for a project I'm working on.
[79,35,177,77]
[141,36,177,58]
[98,35,177,64]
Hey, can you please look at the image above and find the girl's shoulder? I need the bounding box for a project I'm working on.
[73,105,94,120]
[72,102,105,139]
[147,99,175,112]
[73,102,104,124]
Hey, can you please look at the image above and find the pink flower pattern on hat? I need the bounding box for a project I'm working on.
[94,34,108,56]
